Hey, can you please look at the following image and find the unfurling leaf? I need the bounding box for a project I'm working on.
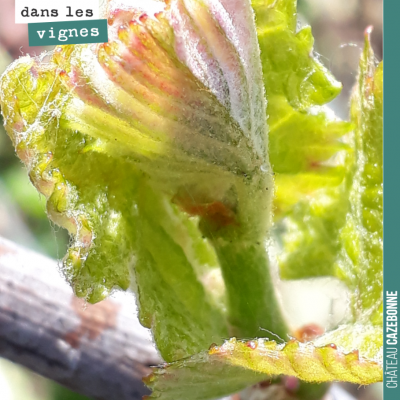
[0,0,287,361]
[0,0,383,398]
[253,0,354,280]
[253,0,352,213]
[144,11,383,400]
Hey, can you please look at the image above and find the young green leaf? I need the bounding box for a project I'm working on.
[0,0,287,359]
[133,181,229,361]
[253,0,352,208]
[146,325,382,400]
[144,17,383,400]
[252,0,354,279]
[336,29,383,324]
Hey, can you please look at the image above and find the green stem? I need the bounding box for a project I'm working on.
[212,237,288,340]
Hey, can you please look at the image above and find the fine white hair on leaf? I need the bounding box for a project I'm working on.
[205,0,267,151]
[167,0,267,160]
[168,0,230,109]
[101,0,268,161]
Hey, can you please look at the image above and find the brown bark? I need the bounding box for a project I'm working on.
[0,237,160,400]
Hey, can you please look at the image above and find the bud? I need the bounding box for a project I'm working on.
[0,0,274,331]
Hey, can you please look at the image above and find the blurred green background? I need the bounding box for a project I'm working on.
[0,0,382,399]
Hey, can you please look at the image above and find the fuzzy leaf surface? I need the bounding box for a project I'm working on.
[252,0,353,279]
[335,31,383,324]
[146,325,382,400]
[0,0,286,360]
[145,11,383,400]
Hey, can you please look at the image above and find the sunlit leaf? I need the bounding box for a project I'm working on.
[144,13,383,400]
[335,29,383,324]
[146,325,382,400]
[0,0,287,360]
[252,0,353,279]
